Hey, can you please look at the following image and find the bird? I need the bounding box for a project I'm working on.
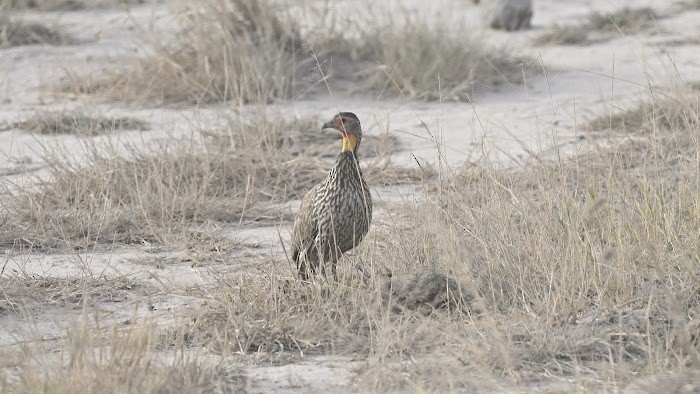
[290,112,372,281]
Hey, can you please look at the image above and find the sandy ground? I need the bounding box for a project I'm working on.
[1,0,699,391]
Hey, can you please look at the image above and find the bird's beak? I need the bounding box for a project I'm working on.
[321,120,336,132]
[321,120,347,136]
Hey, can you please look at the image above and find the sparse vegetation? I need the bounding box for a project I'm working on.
[60,0,310,105]
[587,6,658,32]
[9,84,696,391]
[2,0,700,391]
[0,14,71,47]
[176,85,700,390]
[532,24,592,46]
[0,115,323,250]
[321,20,535,101]
[534,6,660,46]
[0,274,139,314]
[4,110,149,135]
[2,318,247,393]
[588,90,699,132]
[23,83,694,391]
[60,0,535,104]
[0,113,424,251]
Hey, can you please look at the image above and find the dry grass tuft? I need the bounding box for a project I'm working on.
[586,7,658,32]
[61,0,536,104]
[588,91,699,132]
[0,14,72,47]
[60,0,310,105]
[534,6,660,46]
[4,110,149,136]
[179,274,376,355]
[0,274,138,315]
[174,265,473,359]
[532,24,593,46]
[0,129,320,250]
[318,18,536,101]
[3,320,247,393]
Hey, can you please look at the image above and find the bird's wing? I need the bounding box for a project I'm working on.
[291,185,320,262]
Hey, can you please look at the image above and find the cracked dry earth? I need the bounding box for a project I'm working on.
[1,0,700,392]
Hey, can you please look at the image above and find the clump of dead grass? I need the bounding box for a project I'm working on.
[534,6,660,46]
[61,0,536,104]
[170,261,472,360]
[588,91,699,132]
[60,0,310,105]
[0,14,72,47]
[0,274,138,315]
[318,16,536,101]
[3,319,247,394]
[178,274,376,355]
[532,24,593,46]
[4,110,149,136]
[587,6,658,32]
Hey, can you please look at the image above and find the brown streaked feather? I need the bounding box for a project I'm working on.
[291,184,320,277]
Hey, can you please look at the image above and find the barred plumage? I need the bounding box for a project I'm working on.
[291,112,372,280]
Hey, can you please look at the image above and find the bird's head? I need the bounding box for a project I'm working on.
[322,112,362,153]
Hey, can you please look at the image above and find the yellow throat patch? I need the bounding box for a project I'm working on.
[342,133,357,152]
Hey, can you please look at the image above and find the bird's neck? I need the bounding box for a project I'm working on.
[335,150,361,175]
[341,133,357,153]
[330,151,364,188]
